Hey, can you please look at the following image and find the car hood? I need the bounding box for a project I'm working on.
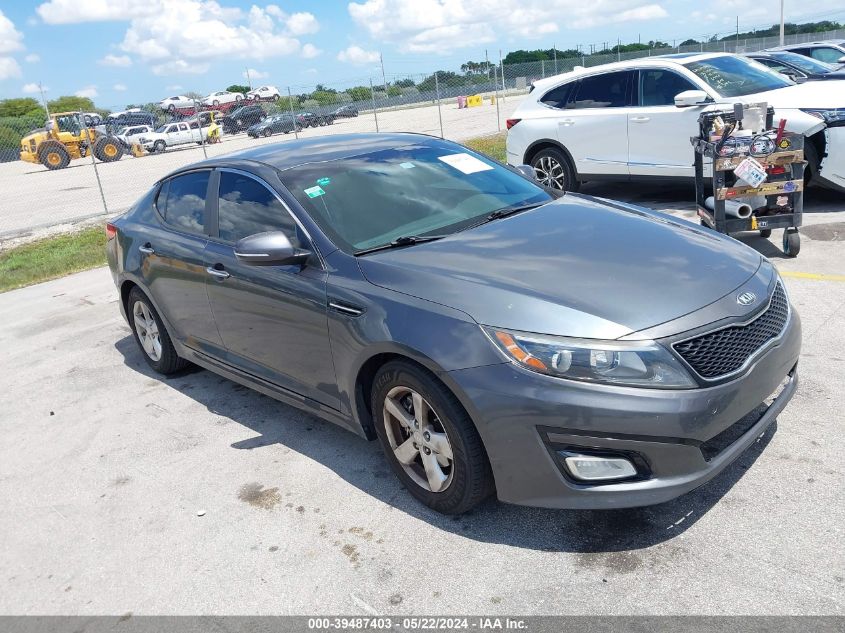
[357,196,763,339]
[732,79,845,108]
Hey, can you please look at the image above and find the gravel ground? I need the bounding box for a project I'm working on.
[0,207,842,615]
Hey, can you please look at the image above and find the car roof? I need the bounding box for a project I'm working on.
[160,133,443,178]
[771,40,845,50]
[530,52,728,91]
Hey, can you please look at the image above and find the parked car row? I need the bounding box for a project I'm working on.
[507,51,845,194]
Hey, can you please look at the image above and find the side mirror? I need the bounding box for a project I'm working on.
[838,55,845,64]
[234,231,310,266]
[674,90,711,107]
[515,164,536,180]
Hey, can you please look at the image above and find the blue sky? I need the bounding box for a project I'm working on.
[1,0,843,110]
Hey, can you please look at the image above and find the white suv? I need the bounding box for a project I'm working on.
[506,53,845,192]
[139,121,209,153]
[246,85,281,101]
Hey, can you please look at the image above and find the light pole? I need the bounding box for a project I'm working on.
[779,0,785,46]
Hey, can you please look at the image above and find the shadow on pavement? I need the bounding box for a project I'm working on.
[116,334,777,554]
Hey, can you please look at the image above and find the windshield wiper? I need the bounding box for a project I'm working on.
[354,234,447,256]
[460,201,547,233]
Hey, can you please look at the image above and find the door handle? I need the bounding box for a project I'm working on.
[630,116,651,123]
[559,119,575,126]
[138,244,154,254]
[206,266,230,280]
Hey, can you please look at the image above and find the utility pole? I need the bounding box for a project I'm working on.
[498,49,505,98]
[779,0,785,46]
[485,49,490,81]
[735,16,739,52]
[553,43,558,74]
[379,52,387,90]
[38,82,50,117]
[245,67,251,89]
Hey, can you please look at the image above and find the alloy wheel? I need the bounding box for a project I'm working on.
[133,301,162,361]
[383,386,454,493]
[533,156,566,190]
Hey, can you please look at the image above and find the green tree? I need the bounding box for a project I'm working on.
[226,84,250,94]
[0,98,45,118]
[347,86,372,102]
[679,38,699,46]
[47,95,96,113]
[394,78,416,88]
[386,85,401,97]
[311,90,339,106]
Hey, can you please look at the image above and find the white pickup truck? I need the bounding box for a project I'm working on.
[138,120,213,153]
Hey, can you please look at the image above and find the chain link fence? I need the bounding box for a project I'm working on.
[1,27,843,239]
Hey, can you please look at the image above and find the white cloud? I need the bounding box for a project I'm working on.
[25,53,40,63]
[75,85,99,98]
[113,1,313,75]
[113,83,128,91]
[347,0,670,52]
[22,82,44,94]
[166,84,183,90]
[285,11,319,35]
[337,45,380,65]
[150,59,210,76]
[0,57,21,80]
[99,53,132,67]
[36,0,158,24]
[0,9,24,54]
[301,43,321,58]
[244,67,268,80]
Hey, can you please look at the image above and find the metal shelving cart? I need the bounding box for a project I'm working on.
[692,107,804,257]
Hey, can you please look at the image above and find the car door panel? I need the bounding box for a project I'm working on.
[203,169,339,409]
[628,68,709,177]
[139,172,224,355]
[554,71,633,176]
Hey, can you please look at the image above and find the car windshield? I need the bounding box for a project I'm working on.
[684,55,792,96]
[154,125,169,133]
[774,52,835,73]
[280,144,553,253]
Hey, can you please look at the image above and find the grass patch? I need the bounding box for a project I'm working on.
[464,132,507,163]
[0,227,107,293]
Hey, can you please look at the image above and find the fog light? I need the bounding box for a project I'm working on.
[563,454,637,481]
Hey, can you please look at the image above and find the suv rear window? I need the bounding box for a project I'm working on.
[540,83,574,109]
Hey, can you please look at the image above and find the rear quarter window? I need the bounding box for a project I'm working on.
[158,171,210,235]
[540,83,575,109]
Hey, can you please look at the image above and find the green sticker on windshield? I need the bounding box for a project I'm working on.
[304,185,325,198]
[316,177,331,186]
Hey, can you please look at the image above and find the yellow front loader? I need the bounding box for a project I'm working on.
[19,112,126,170]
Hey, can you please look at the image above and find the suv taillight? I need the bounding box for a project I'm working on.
[105,222,117,241]
[506,118,521,130]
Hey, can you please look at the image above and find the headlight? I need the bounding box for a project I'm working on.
[484,327,696,389]
[800,108,845,125]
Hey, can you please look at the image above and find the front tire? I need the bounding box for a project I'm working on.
[530,146,578,192]
[127,287,189,375]
[371,360,493,514]
[263,128,272,137]
[153,140,166,153]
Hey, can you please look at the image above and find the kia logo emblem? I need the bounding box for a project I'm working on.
[737,292,756,306]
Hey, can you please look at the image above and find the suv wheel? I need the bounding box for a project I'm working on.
[153,140,166,153]
[372,360,493,514]
[531,147,578,192]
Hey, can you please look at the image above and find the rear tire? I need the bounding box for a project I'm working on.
[760,228,772,238]
[263,128,272,137]
[39,142,70,170]
[93,136,124,162]
[530,146,578,192]
[127,287,189,375]
[153,140,166,153]
[371,360,493,514]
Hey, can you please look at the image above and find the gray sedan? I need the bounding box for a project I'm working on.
[106,133,800,514]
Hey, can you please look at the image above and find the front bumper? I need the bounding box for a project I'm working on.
[448,311,801,509]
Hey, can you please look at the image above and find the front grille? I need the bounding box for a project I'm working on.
[674,282,789,380]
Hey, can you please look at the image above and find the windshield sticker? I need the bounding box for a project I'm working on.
[400,162,415,169]
[304,185,325,198]
[438,153,494,174]
[316,177,331,186]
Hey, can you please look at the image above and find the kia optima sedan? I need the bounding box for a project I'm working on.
[107,133,800,514]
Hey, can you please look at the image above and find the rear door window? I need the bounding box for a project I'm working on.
[160,171,210,235]
[809,47,844,64]
[216,171,301,245]
[571,71,633,108]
